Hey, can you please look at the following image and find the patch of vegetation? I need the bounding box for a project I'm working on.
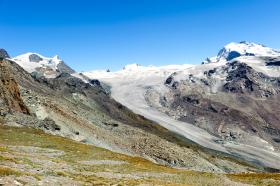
[0,125,280,186]
[0,167,21,176]
[227,173,280,186]
[0,155,20,164]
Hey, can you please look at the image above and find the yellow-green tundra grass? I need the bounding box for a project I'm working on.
[0,125,279,186]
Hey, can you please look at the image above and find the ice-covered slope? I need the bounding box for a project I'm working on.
[12,53,75,78]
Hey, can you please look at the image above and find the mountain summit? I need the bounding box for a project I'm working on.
[12,53,75,78]
[203,41,280,64]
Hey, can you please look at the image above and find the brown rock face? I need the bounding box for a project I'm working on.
[0,59,29,115]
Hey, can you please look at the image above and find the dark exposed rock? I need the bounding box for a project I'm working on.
[40,117,61,131]
[0,49,10,59]
[226,51,241,61]
[29,54,43,62]
[169,93,259,135]
[200,78,209,86]
[165,75,180,89]
[182,95,200,105]
[90,79,101,86]
[102,121,119,127]
[205,68,217,77]
[57,61,75,74]
[165,76,174,85]
[266,61,280,66]
[223,62,280,97]
[273,138,280,143]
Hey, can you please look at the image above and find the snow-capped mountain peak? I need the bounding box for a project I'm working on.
[203,41,280,64]
[13,52,62,70]
[12,53,74,78]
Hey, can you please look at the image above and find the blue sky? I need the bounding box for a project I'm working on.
[1,0,280,71]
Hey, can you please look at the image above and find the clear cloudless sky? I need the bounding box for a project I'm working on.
[1,0,280,71]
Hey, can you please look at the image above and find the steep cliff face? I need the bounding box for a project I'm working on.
[0,59,29,115]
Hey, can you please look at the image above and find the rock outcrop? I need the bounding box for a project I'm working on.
[0,59,29,115]
[0,49,10,59]
[223,61,280,97]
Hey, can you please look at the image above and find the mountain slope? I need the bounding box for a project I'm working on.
[0,57,29,115]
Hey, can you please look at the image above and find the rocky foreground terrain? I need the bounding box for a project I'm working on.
[0,43,280,185]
